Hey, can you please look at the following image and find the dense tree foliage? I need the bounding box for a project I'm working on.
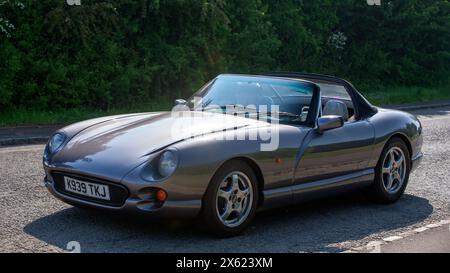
[0,0,449,111]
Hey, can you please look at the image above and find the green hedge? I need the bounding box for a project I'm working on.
[1,0,449,113]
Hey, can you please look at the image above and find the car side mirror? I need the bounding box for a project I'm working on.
[174,99,187,106]
[317,115,344,134]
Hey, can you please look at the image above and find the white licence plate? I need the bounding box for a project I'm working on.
[64,176,111,201]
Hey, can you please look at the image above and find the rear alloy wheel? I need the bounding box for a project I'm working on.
[368,137,411,203]
[381,147,407,194]
[202,160,258,237]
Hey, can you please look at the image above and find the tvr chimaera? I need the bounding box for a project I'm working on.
[43,72,423,236]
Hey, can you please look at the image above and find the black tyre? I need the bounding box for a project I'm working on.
[368,137,411,203]
[201,160,259,237]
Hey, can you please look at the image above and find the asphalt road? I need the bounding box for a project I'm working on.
[0,106,449,253]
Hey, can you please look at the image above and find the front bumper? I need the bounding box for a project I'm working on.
[43,173,202,220]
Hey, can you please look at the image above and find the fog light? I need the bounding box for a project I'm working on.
[156,189,167,202]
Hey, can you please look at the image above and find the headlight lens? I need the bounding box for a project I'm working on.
[158,150,178,178]
[48,133,66,154]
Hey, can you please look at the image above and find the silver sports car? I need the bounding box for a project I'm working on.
[43,72,423,236]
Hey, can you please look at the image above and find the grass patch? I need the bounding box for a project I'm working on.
[362,85,450,106]
[0,85,449,127]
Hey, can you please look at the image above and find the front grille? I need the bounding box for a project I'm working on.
[52,172,129,207]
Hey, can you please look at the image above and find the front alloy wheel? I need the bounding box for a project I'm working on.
[202,160,258,237]
[216,171,253,228]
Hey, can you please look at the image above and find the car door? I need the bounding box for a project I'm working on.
[294,120,375,180]
[292,83,376,201]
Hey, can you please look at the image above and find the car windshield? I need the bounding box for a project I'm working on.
[188,75,316,124]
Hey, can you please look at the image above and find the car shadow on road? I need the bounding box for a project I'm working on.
[23,193,432,253]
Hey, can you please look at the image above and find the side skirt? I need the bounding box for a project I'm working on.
[260,168,374,210]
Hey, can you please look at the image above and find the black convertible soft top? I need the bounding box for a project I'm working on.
[261,72,377,120]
